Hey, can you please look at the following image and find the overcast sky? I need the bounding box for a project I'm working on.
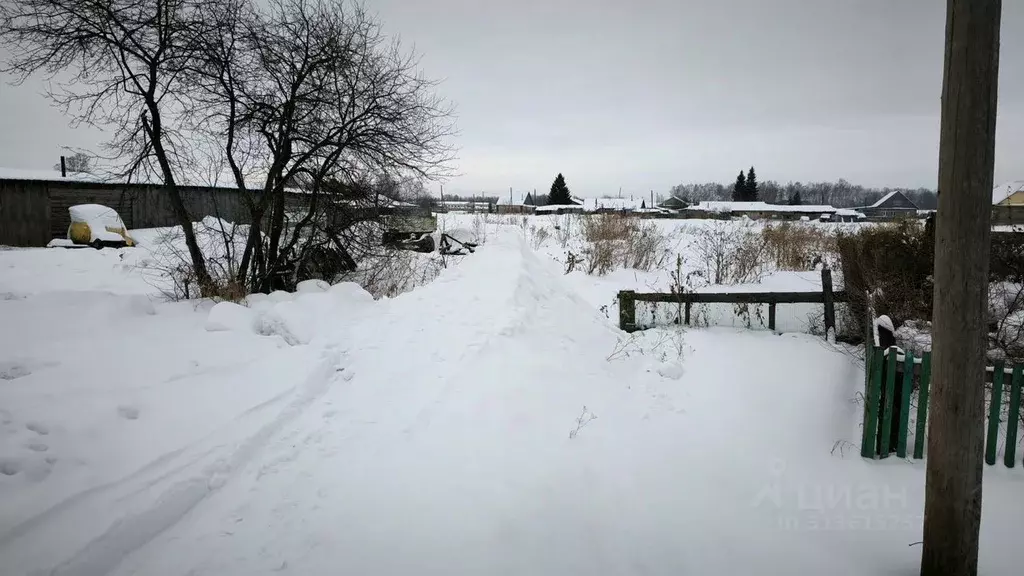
[1,0,1022,198]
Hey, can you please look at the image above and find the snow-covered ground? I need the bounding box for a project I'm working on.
[2,219,1023,575]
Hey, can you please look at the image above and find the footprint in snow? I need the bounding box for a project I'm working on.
[0,458,20,476]
[26,421,49,435]
[0,362,32,381]
[26,441,49,452]
[117,405,140,420]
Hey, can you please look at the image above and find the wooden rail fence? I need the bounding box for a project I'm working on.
[617,268,847,334]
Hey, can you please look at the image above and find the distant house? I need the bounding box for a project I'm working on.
[856,191,919,220]
[582,197,647,213]
[992,180,1024,225]
[495,196,535,215]
[684,201,838,221]
[436,199,494,213]
[657,196,688,211]
[535,204,584,215]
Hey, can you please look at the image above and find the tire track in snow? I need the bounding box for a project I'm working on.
[0,375,303,552]
[40,349,344,576]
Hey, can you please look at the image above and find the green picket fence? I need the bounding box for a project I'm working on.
[860,346,1024,467]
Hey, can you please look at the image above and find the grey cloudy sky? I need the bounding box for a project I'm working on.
[2,0,1023,197]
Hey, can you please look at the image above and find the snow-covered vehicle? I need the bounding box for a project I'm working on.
[67,204,135,249]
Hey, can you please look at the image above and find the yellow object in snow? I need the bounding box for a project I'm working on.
[67,204,135,247]
[68,222,135,247]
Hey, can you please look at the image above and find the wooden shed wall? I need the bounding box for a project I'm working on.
[0,180,51,246]
[0,179,257,247]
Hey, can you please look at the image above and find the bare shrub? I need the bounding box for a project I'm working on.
[624,220,670,270]
[579,214,670,275]
[555,215,574,248]
[836,221,933,343]
[568,406,597,439]
[689,220,767,285]
[989,282,1024,362]
[762,223,838,271]
[472,213,489,245]
[584,239,617,275]
[136,217,249,302]
[339,248,447,299]
[529,225,550,250]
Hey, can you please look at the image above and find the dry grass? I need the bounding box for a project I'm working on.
[761,222,838,271]
[579,214,671,275]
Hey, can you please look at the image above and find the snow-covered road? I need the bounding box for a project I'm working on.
[2,232,1023,575]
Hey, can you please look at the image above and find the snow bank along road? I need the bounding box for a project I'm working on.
[2,231,1022,575]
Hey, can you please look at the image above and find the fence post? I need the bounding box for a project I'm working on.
[879,346,899,457]
[821,267,836,338]
[1005,364,1022,468]
[897,351,914,458]
[618,290,636,332]
[768,302,776,332]
[684,301,691,326]
[986,361,1005,466]
[914,352,932,459]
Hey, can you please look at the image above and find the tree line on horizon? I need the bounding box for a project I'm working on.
[670,171,938,210]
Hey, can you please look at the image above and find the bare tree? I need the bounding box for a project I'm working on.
[1,0,216,289]
[188,0,455,292]
[921,1,1001,575]
[53,151,93,173]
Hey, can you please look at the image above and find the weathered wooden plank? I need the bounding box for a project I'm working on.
[879,346,899,457]
[822,268,836,335]
[914,352,932,459]
[629,290,849,305]
[897,351,914,458]
[985,360,1005,466]
[1004,364,1021,468]
[618,291,636,332]
[862,347,883,459]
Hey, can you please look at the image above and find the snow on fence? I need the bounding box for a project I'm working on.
[617,268,846,335]
[860,346,1024,468]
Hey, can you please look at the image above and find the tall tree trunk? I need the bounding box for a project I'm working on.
[921,1,1001,575]
[145,108,213,292]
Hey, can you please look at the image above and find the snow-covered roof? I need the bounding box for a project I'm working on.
[868,191,902,208]
[535,204,583,212]
[496,195,533,206]
[993,180,1024,205]
[0,166,126,184]
[687,201,837,214]
[583,197,648,212]
[835,208,866,218]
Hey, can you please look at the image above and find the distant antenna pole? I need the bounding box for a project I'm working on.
[60,155,66,178]
[651,190,654,206]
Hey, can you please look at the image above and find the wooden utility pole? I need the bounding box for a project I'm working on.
[921,1,1001,575]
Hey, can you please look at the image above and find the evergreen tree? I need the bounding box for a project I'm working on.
[746,166,758,201]
[788,190,802,205]
[732,171,747,201]
[549,173,572,205]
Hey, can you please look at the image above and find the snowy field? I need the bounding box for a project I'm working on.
[1,218,1023,575]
